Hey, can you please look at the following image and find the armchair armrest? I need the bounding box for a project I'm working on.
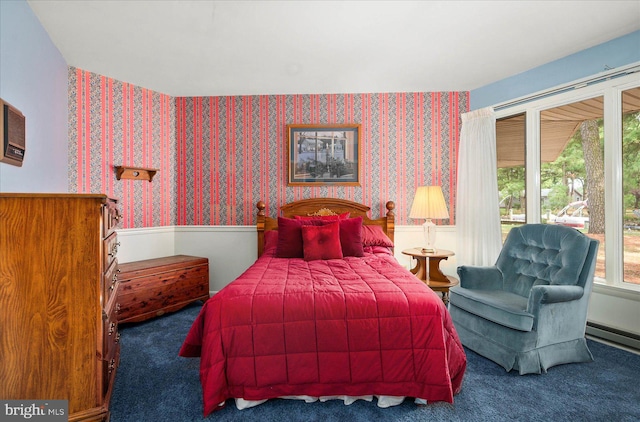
[527,285,584,313]
[456,265,503,290]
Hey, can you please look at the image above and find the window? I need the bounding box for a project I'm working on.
[495,71,640,289]
[540,97,605,279]
[622,87,640,285]
[496,113,526,241]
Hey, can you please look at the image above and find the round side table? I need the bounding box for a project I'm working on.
[402,248,459,305]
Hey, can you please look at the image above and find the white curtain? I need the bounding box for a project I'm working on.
[456,107,502,267]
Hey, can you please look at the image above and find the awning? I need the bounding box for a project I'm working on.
[496,87,640,168]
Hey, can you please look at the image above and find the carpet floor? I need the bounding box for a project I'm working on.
[110,302,639,421]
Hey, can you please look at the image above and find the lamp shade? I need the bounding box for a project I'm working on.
[409,186,449,220]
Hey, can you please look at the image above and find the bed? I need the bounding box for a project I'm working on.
[179,198,466,415]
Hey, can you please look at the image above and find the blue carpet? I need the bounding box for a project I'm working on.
[110,302,639,421]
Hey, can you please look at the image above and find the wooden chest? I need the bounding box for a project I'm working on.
[117,255,209,323]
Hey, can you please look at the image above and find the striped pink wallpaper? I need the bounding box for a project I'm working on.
[69,67,176,228]
[69,67,468,228]
[176,92,467,226]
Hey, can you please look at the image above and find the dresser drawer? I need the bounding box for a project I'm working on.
[103,232,119,270]
[117,255,209,323]
[103,259,119,308]
[103,200,120,235]
[102,306,120,395]
[103,316,119,362]
[102,348,120,397]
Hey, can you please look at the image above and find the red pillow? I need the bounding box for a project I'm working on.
[301,222,343,261]
[275,217,326,258]
[263,230,279,254]
[361,224,394,247]
[294,212,350,221]
[339,217,364,257]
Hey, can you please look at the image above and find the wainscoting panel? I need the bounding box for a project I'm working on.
[173,225,257,292]
[116,226,176,263]
[117,225,458,294]
[116,225,638,338]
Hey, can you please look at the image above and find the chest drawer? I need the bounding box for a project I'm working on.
[103,315,119,362]
[102,289,121,393]
[116,255,209,323]
[103,231,119,270]
[103,200,120,235]
[103,259,119,308]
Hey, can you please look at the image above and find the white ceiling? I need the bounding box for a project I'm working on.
[27,0,640,97]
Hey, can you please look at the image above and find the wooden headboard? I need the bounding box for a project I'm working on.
[256,198,395,257]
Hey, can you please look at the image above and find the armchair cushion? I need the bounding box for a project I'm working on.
[450,287,533,331]
[497,224,591,297]
[457,265,503,290]
[528,284,584,307]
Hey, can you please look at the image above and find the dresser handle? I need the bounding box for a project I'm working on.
[108,242,120,257]
[115,303,121,313]
[115,332,121,344]
[108,359,116,374]
[108,322,116,336]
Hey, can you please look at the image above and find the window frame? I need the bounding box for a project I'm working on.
[495,70,640,293]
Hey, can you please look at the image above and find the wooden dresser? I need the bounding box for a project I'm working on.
[0,193,121,422]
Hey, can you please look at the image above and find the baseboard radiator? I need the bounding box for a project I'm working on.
[586,322,640,351]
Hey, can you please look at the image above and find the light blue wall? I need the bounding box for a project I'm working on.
[0,0,68,192]
[470,31,640,110]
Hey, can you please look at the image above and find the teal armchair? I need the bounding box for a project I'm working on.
[449,224,599,374]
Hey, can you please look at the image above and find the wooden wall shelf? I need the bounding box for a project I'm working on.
[115,166,158,182]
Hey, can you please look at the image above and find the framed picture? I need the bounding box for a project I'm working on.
[287,124,361,186]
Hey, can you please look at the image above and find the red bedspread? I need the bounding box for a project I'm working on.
[179,250,466,416]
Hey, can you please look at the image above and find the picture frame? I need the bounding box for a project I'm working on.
[287,124,361,186]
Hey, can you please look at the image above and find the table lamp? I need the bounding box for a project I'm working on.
[409,186,449,253]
